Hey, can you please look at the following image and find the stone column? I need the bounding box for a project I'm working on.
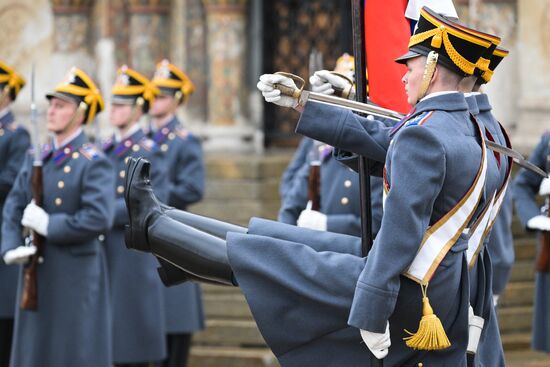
[127,0,170,76]
[202,0,254,152]
[515,0,550,152]
[0,0,53,136]
[50,0,95,87]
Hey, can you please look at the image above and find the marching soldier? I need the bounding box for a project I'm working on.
[1,67,114,367]
[0,61,30,367]
[513,126,550,354]
[124,8,501,366]
[102,65,168,367]
[473,49,515,304]
[149,60,205,367]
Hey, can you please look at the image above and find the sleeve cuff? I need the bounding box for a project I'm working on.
[348,281,397,332]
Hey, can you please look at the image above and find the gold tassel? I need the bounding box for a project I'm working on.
[430,27,444,49]
[404,284,451,351]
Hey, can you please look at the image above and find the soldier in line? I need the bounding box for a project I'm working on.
[1,67,114,367]
[123,8,501,366]
[149,60,205,367]
[279,55,387,237]
[513,130,550,354]
[102,65,168,367]
[472,50,515,306]
[0,61,30,367]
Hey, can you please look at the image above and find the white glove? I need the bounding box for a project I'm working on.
[360,323,390,359]
[527,215,550,231]
[297,208,327,231]
[21,201,49,237]
[539,178,550,196]
[3,245,37,265]
[256,74,299,108]
[309,70,355,99]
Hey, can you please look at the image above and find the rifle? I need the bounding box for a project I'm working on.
[307,142,323,211]
[536,156,550,272]
[20,65,44,311]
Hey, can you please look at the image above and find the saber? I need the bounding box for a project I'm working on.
[274,73,547,178]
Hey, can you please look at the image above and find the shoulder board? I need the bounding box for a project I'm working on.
[176,127,190,140]
[79,143,100,161]
[7,122,19,131]
[404,111,434,128]
[139,137,157,152]
[102,137,114,151]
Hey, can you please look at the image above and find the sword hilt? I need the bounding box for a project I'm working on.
[273,72,305,99]
[328,71,354,99]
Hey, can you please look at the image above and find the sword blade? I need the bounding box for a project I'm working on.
[485,140,547,178]
[298,91,546,177]
[300,90,404,121]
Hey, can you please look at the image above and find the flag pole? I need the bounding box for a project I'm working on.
[351,0,383,364]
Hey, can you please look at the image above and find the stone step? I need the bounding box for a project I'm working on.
[193,319,265,346]
[500,282,535,307]
[509,261,535,282]
[204,154,291,180]
[204,293,254,320]
[514,238,537,261]
[498,306,533,333]
[189,346,279,367]
[205,179,280,201]
[502,332,532,351]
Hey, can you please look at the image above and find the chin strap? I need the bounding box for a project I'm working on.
[60,101,88,136]
[0,85,10,107]
[416,51,439,103]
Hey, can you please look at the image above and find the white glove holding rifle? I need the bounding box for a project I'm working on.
[257,74,299,108]
[297,202,327,231]
[309,70,355,100]
[539,177,550,196]
[527,215,550,231]
[3,245,37,265]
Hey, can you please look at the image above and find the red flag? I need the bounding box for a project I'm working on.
[365,0,410,113]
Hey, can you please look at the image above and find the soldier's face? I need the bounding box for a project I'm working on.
[47,97,78,133]
[402,56,427,105]
[150,94,175,117]
[110,103,133,127]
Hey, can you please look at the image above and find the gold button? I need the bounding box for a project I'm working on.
[64,147,71,154]
[124,157,130,164]
[344,180,352,188]
[161,144,168,152]
[57,180,65,189]
[341,197,349,205]
[64,165,71,173]
[0,129,4,136]
[72,152,79,159]
[98,234,105,241]
[132,144,140,152]
[119,170,125,178]
[55,198,62,206]
[117,185,124,194]
[168,132,176,140]
[124,140,132,147]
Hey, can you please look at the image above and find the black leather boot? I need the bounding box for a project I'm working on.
[124,158,235,286]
